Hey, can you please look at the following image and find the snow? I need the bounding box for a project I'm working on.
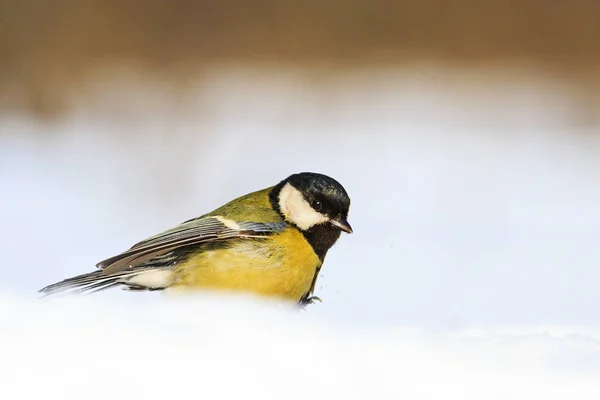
[1,294,600,399]
[1,67,600,397]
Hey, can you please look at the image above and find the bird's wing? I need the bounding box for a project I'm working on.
[97,216,287,274]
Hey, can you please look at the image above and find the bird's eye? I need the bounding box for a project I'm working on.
[311,200,322,211]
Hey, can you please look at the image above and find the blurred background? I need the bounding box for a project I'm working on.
[1,1,599,328]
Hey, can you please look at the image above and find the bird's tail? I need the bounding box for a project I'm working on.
[38,270,142,296]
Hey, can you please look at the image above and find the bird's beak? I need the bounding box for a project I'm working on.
[329,215,353,234]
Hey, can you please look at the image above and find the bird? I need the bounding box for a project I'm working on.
[39,172,353,306]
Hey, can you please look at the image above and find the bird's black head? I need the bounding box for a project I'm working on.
[270,172,352,260]
[270,172,352,233]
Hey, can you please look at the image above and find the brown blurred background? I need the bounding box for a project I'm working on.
[1,0,600,115]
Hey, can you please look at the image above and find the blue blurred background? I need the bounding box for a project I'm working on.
[1,1,599,328]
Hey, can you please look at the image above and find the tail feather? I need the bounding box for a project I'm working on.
[39,268,172,296]
[74,279,122,295]
[39,270,137,296]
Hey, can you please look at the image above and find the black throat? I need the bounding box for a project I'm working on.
[269,183,342,262]
[301,223,342,262]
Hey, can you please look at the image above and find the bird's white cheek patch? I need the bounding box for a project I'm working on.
[278,183,328,230]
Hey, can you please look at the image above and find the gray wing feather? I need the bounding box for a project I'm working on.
[97,217,287,274]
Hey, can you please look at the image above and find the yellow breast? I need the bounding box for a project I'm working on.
[170,228,321,302]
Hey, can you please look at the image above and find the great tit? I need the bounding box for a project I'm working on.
[39,172,353,306]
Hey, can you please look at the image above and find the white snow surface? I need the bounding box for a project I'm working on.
[1,68,600,397]
[1,293,600,399]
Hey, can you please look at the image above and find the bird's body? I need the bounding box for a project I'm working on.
[39,173,352,305]
[172,227,320,300]
[155,187,323,300]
